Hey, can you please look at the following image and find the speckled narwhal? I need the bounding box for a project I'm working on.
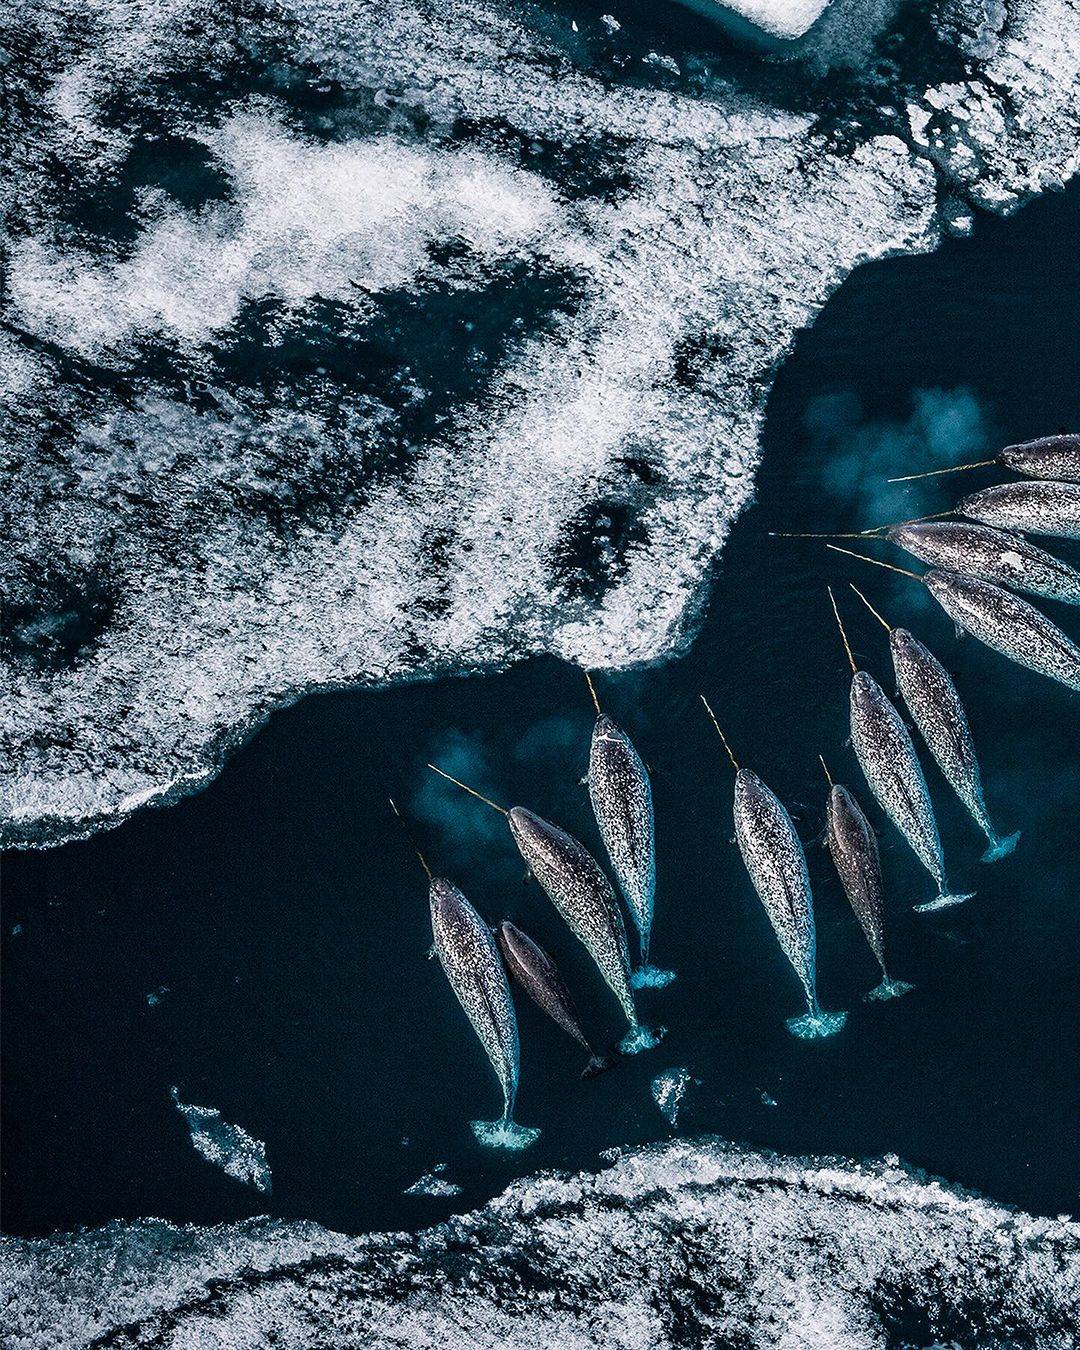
[426,766,663,1055]
[701,697,846,1039]
[496,920,614,1078]
[848,585,1020,863]
[888,521,1080,606]
[819,757,913,1002]
[828,588,973,913]
[827,545,1080,693]
[583,672,673,989]
[390,801,539,1150]
[959,480,1080,541]
[888,433,1080,484]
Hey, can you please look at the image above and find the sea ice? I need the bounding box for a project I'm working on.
[651,1067,700,1126]
[171,1088,272,1195]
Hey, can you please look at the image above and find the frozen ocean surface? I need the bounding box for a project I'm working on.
[3,0,1079,847]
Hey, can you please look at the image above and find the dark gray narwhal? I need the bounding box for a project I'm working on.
[848,584,1020,863]
[390,802,539,1150]
[889,521,1080,606]
[827,546,1080,693]
[820,756,913,1002]
[701,697,846,1039]
[888,433,1080,484]
[959,480,1080,541]
[583,671,673,990]
[496,920,614,1078]
[828,588,973,913]
[426,766,663,1055]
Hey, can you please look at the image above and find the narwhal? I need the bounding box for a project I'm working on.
[827,545,1080,693]
[496,921,614,1078]
[888,521,1080,606]
[820,756,913,1001]
[583,671,673,989]
[389,801,539,1150]
[426,766,664,1054]
[888,433,1080,484]
[701,697,846,1039]
[959,480,1080,541]
[847,585,1020,863]
[827,588,974,912]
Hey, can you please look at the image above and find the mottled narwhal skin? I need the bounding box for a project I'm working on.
[496,921,612,1077]
[734,769,845,1037]
[889,521,1080,606]
[849,671,972,911]
[959,480,1080,541]
[429,879,538,1148]
[1000,434,1080,481]
[587,714,669,986]
[925,570,1080,692]
[889,628,1019,862]
[507,807,661,1053]
[825,784,912,1000]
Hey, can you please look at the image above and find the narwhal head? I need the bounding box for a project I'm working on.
[922,567,988,611]
[1001,434,1080,479]
[734,767,769,814]
[592,713,626,744]
[888,626,924,669]
[850,668,888,718]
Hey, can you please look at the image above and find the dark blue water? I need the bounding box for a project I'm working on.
[4,181,1079,1241]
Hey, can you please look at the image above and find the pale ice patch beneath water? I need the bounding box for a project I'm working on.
[3,1139,1079,1348]
[170,1088,272,1195]
[2,0,1080,846]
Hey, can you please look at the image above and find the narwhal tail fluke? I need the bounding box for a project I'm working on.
[581,1051,618,1079]
[618,1021,666,1055]
[632,964,677,990]
[914,888,976,913]
[471,1097,540,1150]
[785,1007,848,1039]
[865,975,915,1002]
[981,830,1021,863]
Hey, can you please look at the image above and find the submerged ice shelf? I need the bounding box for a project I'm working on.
[4,1138,1079,1348]
[3,0,1080,848]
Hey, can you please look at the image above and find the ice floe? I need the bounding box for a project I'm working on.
[171,1088,272,1194]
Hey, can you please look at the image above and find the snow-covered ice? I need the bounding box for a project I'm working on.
[171,1088,272,1194]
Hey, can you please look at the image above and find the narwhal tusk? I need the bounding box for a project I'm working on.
[825,544,923,579]
[818,755,834,788]
[827,586,858,677]
[887,459,996,484]
[858,510,955,535]
[426,764,509,816]
[848,585,892,633]
[584,669,601,717]
[389,797,433,880]
[700,695,739,771]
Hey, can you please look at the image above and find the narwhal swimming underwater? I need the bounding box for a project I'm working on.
[389,802,539,1150]
[827,588,974,913]
[827,545,1080,693]
[959,480,1080,541]
[496,921,614,1078]
[888,433,1080,484]
[426,766,664,1055]
[888,521,1080,607]
[582,672,674,989]
[819,757,913,1002]
[847,585,1020,863]
[701,697,846,1039]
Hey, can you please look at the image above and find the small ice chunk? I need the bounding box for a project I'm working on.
[171,1088,272,1194]
[688,0,833,40]
[145,986,169,1007]
[651,1067,699,1126]
[761,1092,779,1107]
[600,14,621,31]
[643,52,681,75]
[404,1166,463,1197]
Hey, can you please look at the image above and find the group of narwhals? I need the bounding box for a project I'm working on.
[394,433,1080,1150]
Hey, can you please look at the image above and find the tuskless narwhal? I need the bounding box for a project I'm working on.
[389,801,539,1150]
[888,433,1080,484]
[827,545,1080,693]
[828,588,974,912]
[496,920,614,1078]
[888,521,1080,607]
[959,480,1080,541]
[701,697,846,1039]
[848,584,1020,863]
[426,765,664,1054]
[820,756,913,1002]
[583,671,673,989]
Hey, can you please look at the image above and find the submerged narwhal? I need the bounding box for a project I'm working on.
[496,920,614,1078]
[820,757,913,1002]
[701,697,846,1039]
[848,585,1020,863]
[426,766,663,1055]
[889,433,1080,484]
[828,588,973,913]
[828,546,1080,693]
[390,802,539,1150]
[583,672,673,989]
[888,521,1080,607]
[959,480,1080,542]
